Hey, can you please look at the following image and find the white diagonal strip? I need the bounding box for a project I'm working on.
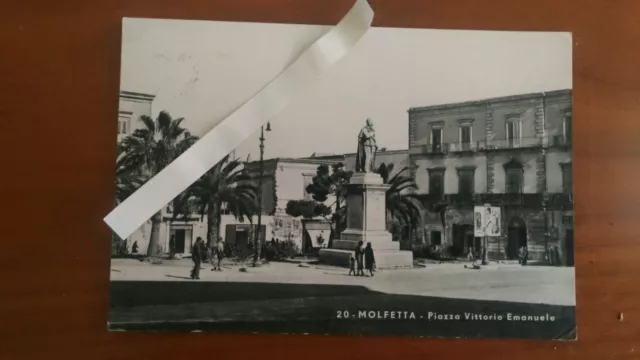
[105,0,374,239]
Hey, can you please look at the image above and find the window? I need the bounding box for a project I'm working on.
[460,125,472,150]
[504,158,523,194]
[506,117,521,147]
[118,116,130,134]
[430,123,443,153]
[563,111,572,142]
[430,231,442,246]
[457,167,475,196]
[561,162,573,194]
[428,168,445,200]
[221,203,232,215]
[505,169,523,194]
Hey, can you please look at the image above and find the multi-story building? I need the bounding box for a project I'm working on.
[117,91,155,143]
[409,90,573,265]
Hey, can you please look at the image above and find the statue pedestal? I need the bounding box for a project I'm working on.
[318,172,414,269]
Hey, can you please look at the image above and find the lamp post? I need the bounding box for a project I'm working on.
[543,192,550,265]
[253,122,271,266]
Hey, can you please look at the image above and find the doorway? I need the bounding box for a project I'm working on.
[506,217,527,259]
[565,229,574,266]
[169,226,193,254]
[236,230,249,249]
[452,224,473,257]
[174,230,185,253]
[430,231,442,246]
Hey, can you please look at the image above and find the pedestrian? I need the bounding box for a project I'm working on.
[546,244,554,265]
[364,242,376,277]
[519,246,529,266]
[191,237,204,280]
[355,240,365,276]
[169,236,175,259]
[466,246,474,262]
[213,240,224,271]
[131,241,138,254]
[348,255,356,276]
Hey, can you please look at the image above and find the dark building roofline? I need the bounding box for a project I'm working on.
[408,89,572,113]
[307,149,408,160]
[120,90,156,102]
[243,149,411,170]
[244,157,341,168]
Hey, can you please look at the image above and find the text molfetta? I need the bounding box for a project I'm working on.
[338,311,557,322]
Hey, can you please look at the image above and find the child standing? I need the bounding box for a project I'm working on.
[348,255,356,276]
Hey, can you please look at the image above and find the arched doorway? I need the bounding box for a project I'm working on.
[506,217,527,259]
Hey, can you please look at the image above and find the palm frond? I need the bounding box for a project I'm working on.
[156,111,172,134]
[139,115,156,133]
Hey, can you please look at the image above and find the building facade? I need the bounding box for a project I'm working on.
[115,90,207,256]
[409,90,573,265]
[221,158,341,253]
[117,91,155,143]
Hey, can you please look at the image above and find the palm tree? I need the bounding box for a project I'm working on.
[173,155,260,252]
[115,168,147,206]
[375,163,423,245]
[116,111,198,257]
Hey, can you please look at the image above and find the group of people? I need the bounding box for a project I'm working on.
[544,244,560,266]
[189,236,380,279]
[349,241,376,277]
[190,237,224,280]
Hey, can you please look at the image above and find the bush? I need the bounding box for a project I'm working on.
[281,239,301,259]
[412,244,443,260]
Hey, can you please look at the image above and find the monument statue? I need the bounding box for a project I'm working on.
[318,118,413,270]
[355,118,377,172]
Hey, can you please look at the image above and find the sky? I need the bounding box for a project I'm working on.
[120,19,572,161]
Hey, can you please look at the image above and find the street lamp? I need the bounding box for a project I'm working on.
[542,192,550,265]
[253,122,271,266]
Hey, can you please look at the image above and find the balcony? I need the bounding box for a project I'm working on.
[449,142,478,153]
[481,136,543,150]
[408,140,449,155]
[409,136,551,156]
[417,193,573,210]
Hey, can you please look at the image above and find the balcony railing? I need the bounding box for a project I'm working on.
[410,135,571,155]
[482,136,543,150]
[408,141,449,155]
[449,142,477,152]
[416,193,573,209]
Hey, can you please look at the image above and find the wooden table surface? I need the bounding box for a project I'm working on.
[1,0,639,359]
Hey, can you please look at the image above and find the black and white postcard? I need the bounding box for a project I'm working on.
[110,17,575,339]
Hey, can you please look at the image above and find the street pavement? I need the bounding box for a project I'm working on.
[110,258,575,306]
